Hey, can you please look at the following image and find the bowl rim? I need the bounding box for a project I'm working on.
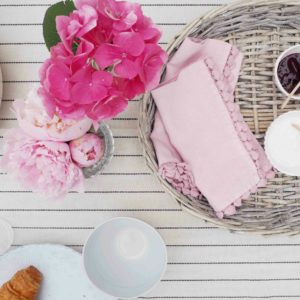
[274,44,300,100]
[0,218,14,255]
[82,217,168,299]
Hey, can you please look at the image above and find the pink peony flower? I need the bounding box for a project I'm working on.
[56,4,98,52]
[14,87,92,142]
[0,128,84,199]
[69,133,104,167]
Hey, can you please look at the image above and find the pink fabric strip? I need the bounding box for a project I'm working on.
[151,38,274,218]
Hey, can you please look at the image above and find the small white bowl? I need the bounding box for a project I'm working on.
[274,45,300,100]
[83,217,167,299]
[265,111,300,176]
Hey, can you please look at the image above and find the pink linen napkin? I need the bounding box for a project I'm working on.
[151,38,274,218]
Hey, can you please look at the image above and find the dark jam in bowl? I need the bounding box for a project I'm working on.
[277,53,300,94]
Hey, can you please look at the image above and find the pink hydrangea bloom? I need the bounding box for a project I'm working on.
[0,128,84,199]
[39,52,122,120]
[39,40,94,99]
[39,0,167,122]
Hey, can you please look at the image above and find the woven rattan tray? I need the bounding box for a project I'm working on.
[139,0,300,235]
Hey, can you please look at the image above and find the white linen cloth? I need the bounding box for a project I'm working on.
[1,1,300,299]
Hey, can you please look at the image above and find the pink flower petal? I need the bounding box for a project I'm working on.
[92,70,113,86]
[87,95,128,121]
[71,65,93,83]
[67,19,82,38]
[47,63,71,100]
[137,43,167,91]
[75,5,98,37]
[71,82,108,104]
[76,39,94,56]
[56,15,73,52]
[139,27,161,42]
[94,44,121,68]
[50,43,72,64]
[71,41,94,74]
[114,32,145,57]
[38,87,56,118]
[113,10,137,31]
[39,59,52,84]
[114,77,145,99]
[75,0,98,9]
[114,59,138,79]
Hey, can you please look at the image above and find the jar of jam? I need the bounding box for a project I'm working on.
[275,45,300,100]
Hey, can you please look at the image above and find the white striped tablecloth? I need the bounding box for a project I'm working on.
[1,0,300,299]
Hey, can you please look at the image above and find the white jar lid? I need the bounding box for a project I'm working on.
[265,111,300,176]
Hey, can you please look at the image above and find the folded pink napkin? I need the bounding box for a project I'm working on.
[151,38,274,218]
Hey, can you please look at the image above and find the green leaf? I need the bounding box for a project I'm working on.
[43,0,76,51]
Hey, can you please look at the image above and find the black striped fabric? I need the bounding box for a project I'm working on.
[1,1,300,299]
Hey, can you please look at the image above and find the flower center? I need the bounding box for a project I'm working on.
[86,148,96,161]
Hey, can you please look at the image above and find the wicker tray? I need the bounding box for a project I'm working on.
[139,0,300,235]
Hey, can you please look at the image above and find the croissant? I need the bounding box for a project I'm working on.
[0,266,42,300]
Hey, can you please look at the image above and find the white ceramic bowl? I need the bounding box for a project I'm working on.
[265,111,300,176]
[83,217,167,299]
[274,44,300,100]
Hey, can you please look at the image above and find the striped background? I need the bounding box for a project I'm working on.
[1,0,300,299]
